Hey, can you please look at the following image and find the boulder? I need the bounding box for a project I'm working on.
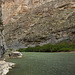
[9,51,23,58]
[0,61,15,75]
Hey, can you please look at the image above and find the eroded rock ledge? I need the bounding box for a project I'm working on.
[0,61,15,75]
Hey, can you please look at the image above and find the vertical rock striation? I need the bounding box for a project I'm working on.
[0,3,15,75]
[0,0,6,60]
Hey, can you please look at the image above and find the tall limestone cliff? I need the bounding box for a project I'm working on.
[0,0,6,59]
[2,0,75,49]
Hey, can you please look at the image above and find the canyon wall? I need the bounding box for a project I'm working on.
[3,0,75,49]
[2,0,54,24]
[1,0,75,49]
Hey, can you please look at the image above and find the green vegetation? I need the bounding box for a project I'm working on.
[9,48,13,51]
[18,42,75,52]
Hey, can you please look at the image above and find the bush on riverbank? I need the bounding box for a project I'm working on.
[18,41,75,52]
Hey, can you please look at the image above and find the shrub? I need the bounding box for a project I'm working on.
[9,48,13,51]
[60,48,73,52]
[18,48,26,52]
[18,43,75,52]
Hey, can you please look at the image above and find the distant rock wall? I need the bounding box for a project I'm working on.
[4,0,75,49]
[2,0,54,24]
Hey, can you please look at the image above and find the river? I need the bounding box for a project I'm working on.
[7,52,75,75]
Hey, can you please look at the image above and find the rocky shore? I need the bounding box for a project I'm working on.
[0,61,15,75]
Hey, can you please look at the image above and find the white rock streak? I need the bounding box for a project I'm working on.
[0,61,15,75]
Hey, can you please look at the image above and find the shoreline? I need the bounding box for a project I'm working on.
[0,61,15,75]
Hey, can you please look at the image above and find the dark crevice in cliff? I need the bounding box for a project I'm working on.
[0,1,6,60]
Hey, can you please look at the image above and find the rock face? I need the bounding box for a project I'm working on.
[1,0,75,49]
[0,61,15,75]
[0,0,7,59]
[0,1,14,75]
[2,0,54,24]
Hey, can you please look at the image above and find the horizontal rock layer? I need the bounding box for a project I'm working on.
[3,0,75,49]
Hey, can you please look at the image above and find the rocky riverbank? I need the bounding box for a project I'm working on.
[0,61,15,75]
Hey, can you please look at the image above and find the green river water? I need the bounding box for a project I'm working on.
[7,52,75,75]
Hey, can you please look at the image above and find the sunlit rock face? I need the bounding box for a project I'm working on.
[3,0,75,49]
[2,0,54,24]
[0,61,15,75]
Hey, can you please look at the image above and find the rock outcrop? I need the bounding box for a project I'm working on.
[0,1,14,75]
[0,0,7,59]
[0,61,15,75]
[9,51,23,58]
[1,0,75,49]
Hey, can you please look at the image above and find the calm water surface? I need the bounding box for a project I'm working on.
[7,52,75,75]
